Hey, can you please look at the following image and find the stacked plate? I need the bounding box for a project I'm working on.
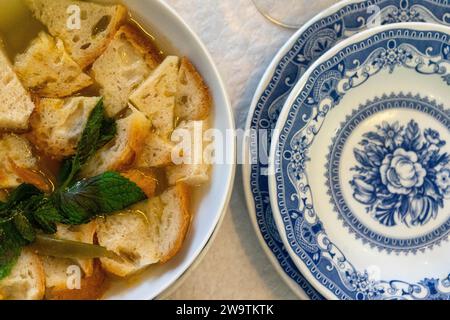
[243,0,450,300]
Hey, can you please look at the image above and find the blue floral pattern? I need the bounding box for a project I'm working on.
[326,94,450,253]
[245,0,450,300]
[351,120,450,227]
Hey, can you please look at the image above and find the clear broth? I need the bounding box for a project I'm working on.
[0,0,45,59]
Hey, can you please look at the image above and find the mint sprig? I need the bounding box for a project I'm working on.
[0,99,147,280]
[55,172,146,225]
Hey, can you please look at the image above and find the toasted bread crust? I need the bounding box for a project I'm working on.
[0,134,39,189]
[27,249,46,300]
[176,57,212,121]
[117,23,163,70]
[160,182,191,263]
[80,107,151,177]
[92,23,162,117]
[29,97,99,159]
[135,134,174,168]
[14,32,93,97]
[45,260,107,300]
[111,112,151,172]
[76,5,129,69]
[28,99,62,158]
[33,251,46,300]
[0,48,36,130]
[180,58,210,97]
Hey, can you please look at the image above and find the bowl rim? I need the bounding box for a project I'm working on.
[108,0,236,300]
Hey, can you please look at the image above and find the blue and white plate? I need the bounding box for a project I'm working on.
[269,22,450,300]
[243,0,450,300]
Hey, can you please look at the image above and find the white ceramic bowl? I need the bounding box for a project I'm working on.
[102,0,235,300]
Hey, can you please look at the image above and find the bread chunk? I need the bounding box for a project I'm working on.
[176,57,211,121]
[0,250,45,300]
[80,106,151,177]
[44,261,106,300]
[167,121,210,186]
[0,134,38,189]
[26,0,128,68]
[135,133,174,168]
[130,56,179,138]
[0,48,35,130]
[14,32,93,97]
[30,96,100,159]
[97,183,190,277]
[55,222,97,277]
[92,24,162,117]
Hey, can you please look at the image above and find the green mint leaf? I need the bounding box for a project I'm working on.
[32,198,63,234]
[57,158,75,187]
[13,212,36,243]
[2,184,42,211]
[97,117,117,150]
[76,99,105,165]
[0,185,43,223]
[0,223,25,280]
[59,99,117,189]
[57,172,147,225]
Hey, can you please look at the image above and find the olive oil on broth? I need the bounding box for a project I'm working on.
[0,0,45,59]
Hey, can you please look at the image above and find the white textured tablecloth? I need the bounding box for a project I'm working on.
[163,0,334,300]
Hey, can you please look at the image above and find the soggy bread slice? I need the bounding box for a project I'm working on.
[97,183,191,277]
[130,56,179,137]
[14,32,93,98]
[167,121,210,186]
[26,0,128,68]
[41,256,79,292]
[92,24,162,117]
[45,261,106,300]
[0,48,35,130]
[158,183,191,263]
[42,221,105,300]
[42,256,106,300]
[96,203,160,277]
[55,222,97,277]
[80,106,151,177]
[135,134,174,168]
[0,134,38,189]
[0,250,45,300]
[176,57,211,121]
[30,96,100,159]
